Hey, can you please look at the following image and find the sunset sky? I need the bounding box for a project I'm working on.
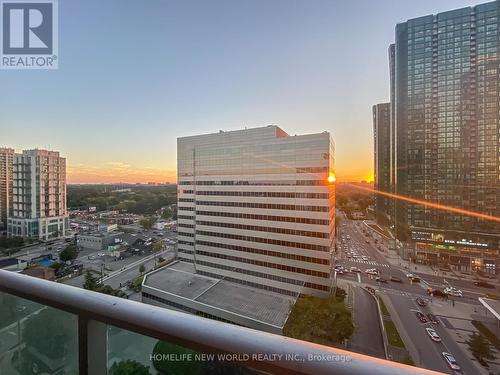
[0,0,486,184]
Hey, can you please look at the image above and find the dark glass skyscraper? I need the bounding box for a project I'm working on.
[373,103,392,224]
[394,1,500,273]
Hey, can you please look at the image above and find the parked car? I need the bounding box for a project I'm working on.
[416,297,427,307]
[415,312,427,323]
[426,328,441,342]
[474,281,495,289]
[427,313,439,325]
[442,352,460,371]
[390,276,403,283]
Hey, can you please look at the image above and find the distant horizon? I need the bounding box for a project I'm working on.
[65,179,375,185]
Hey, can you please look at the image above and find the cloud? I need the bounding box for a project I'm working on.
[103,162,131,169]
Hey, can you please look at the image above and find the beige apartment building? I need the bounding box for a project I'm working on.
[7,149,68,240]
[177,126,336,297]
[0,148,15,228]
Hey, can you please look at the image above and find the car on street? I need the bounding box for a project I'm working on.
[427,313,439,325]
[415,312,427,323]
[444,287,463,297]
[442,352,460,371]
[375,277,387,283]
[365,269,378,275]
[88,255,96,260]
[474,281,495,289]
[361,256,368,261]
[97,252,105,257]
[425,328,441,342]
[430,289,448,298]
[416,297,427,307]
[390,276,403,283]
[350,267,361,273]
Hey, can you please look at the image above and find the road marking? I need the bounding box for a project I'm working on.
[357,273,361,283]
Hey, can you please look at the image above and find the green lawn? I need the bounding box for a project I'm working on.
[384,320,405,348]
[378,297,390,316]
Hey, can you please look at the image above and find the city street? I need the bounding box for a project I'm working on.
[336,216,484,374]
[347,285,385,359]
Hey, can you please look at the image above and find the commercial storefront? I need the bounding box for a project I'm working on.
[411,229,499,275]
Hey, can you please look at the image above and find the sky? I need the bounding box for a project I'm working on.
[0,0,488,183]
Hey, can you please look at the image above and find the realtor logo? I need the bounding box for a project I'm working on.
[1,0,58,69]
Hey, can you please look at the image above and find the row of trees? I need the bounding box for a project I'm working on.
[68,185,176,214]
[0,236,25,254]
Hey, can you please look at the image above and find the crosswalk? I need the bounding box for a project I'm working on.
[347,259,390,268]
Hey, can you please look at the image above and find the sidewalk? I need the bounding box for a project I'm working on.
[429,298,483,320]
[385,247,500,286]
[385,248,436,275]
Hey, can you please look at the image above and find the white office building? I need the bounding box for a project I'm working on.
[7,149,68,240]
[176,126,335,296]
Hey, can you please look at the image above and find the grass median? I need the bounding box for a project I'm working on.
[378,297,405,348]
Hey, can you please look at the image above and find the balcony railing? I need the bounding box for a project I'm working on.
[0,270,443,375]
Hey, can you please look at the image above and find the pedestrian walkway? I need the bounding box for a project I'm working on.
[349,259,390,268]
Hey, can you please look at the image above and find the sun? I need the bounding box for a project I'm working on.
[327,175,336,183]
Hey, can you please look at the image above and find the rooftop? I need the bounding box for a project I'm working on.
[144,261,296,328]
[479,297,500,321]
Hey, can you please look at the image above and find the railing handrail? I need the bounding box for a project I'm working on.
[0,270,443,375]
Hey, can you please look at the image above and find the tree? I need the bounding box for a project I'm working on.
[152,341,201,375]
[140,218,156,230]
[468,332,495,366]
[98,285,128,298]
[161,207,173,220]
[139,264,146,275]
[50,261,65,272]
[153,241,163,253]
[109,360,151,375]
[59,244,78,262]
[284,289,354,346]
[152,241,163,267]
[83,270,99,291]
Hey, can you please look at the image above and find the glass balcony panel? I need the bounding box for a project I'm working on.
[107,325,262,375]
[0,292,78,375]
